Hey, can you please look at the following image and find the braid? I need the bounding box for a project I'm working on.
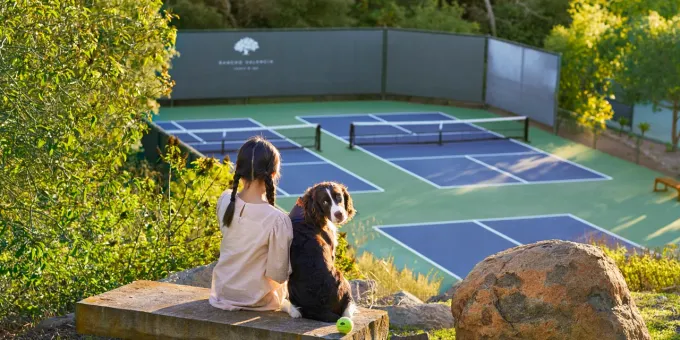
[263,175,276,206]
[223,174,241,227]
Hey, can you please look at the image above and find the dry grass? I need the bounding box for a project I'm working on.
[356,251,443,302]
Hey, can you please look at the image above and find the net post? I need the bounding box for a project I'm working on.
[524,117,530,142]
[315,124,321,151]
[349,123,355,149]
[438,121,443,145]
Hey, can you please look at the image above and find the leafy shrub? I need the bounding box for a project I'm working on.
[336,232,363,281]
[356,252,442,302]
[597,243,680,293]
[0,0,235,327]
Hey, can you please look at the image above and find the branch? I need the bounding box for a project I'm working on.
[512,0,552,22]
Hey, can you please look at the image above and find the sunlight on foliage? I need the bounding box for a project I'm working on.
[0,0,233,327]
[596,243,680,293]
[356,252,442,302]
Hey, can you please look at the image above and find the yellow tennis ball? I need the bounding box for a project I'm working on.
[336,317,353,334]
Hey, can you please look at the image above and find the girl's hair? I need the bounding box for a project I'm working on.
[222,136,281,227]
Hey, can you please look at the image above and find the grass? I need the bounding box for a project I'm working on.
[355,251,443,303]
[389,326,456,339]
[633,292,680,340]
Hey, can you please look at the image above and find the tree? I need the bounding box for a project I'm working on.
[399,1,479,33]
[615,13,680,151]
[0,0,231,326]
[544,1,620,128]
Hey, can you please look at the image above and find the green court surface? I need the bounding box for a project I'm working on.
[155,100,680,290]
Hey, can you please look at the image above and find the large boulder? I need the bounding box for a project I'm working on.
[451,240,650,340]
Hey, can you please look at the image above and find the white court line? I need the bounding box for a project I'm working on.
[300,111,612,185]
[368,114,414,134]
[473,220,523,246]
[170,121,205,143]
[434,111,613,181]
[247,118,384,194]
[372,226,463,280]
[282,161,328,166]
[167,117,253,123]
[372,214,645,280]
[567,214,645,249]
[296,116,445,189]
[385,151,539,162]
[465,156,529,183]
[298,111,448,119]
[277,187,291,196]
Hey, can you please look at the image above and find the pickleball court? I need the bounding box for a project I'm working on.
[298,112,611,188]
[156,117,383,197]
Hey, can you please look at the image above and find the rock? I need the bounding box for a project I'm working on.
[159,261,216,288]
[374,303,454,330]
[451,240,651,340]
[377,290,423,306]
[36,313,75,330]
[349,279,377,306]
[427,282,460,303]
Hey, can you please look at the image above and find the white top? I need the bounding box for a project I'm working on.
[209,189,294,311]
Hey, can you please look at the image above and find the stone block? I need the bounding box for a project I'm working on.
[76,280,389,340]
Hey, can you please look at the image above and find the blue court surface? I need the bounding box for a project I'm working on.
[298,112,611,188]
[157,118,383,197]
[373,214,643,280]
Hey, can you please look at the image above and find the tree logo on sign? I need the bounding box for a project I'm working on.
[234,37,259,56]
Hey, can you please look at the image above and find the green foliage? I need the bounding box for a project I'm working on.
[389,326,456,339]
[598,243,680,293]
[164,0,232,29]
[545,2,620,129]
[614,13,680,151]
[632,292,680,340]
[335,232,362,280]
[398,1,479,33]
[617,117,630,136]
[0,0,233,326]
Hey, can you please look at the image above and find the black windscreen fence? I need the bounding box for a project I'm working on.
[384,29,485,104]
[170,29,384,100]
[167,29,562,128]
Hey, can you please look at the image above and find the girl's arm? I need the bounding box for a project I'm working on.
[265,214,294,283]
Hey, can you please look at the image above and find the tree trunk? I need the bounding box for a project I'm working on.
[483,0,497,36]
[673,100,678,152]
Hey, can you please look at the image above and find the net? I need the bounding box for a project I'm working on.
[349,116,529,149]
[165,124,321,155]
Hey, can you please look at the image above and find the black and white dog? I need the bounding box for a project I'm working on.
[287,181,358,322]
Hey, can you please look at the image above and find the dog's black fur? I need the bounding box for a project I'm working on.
[287,182,357,322]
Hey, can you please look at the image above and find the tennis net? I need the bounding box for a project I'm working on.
[164,123,321,155]
[349,116,529,149]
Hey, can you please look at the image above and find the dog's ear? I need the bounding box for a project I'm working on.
[302,186,326,226]
[341,184,356,222]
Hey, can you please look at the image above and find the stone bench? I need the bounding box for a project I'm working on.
[75,280,389,339]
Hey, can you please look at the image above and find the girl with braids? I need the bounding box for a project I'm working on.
[209,136,301,318]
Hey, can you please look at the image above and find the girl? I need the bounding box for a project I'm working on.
[209,136,300,318]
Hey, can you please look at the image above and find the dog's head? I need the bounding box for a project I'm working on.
[300,182,356,227]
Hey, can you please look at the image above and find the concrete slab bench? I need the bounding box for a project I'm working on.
[75,280,389,339]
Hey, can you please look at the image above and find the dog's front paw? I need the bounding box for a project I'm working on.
[288,305,302,319]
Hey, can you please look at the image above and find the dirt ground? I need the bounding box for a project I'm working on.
[554,123,679,178]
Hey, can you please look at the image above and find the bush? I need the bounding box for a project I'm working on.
[597,243,680,293]
[0,0,237,326]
